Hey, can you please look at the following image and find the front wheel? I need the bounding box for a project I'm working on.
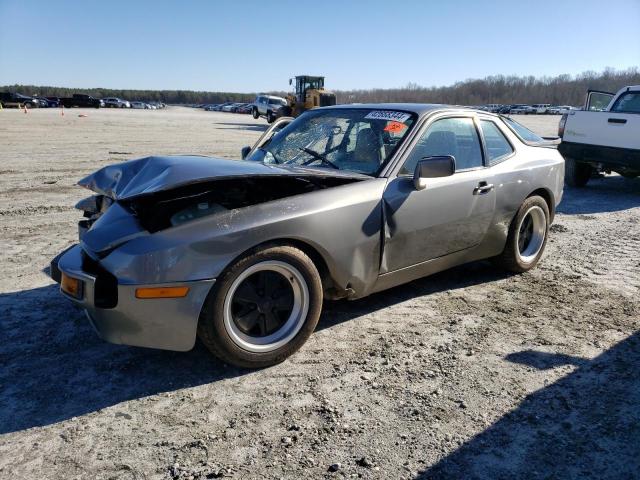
[252,107,259,119]
[198,245,323,368]
[564,158,592,187]
[492,195,550,273]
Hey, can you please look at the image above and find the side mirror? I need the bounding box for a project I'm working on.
[241,146,251,160]
[413,156,455,190]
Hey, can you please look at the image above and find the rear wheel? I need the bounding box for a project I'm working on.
[492,195,549,273]
[266,110,276,124]
[564,157,592,187]
[198,245,323,368]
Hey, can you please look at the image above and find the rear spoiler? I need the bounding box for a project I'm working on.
[537,136,561,148]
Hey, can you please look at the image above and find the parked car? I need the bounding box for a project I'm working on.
[221,103,240,112]
[0,92,40,108]
[236,103,253,114]
[29,96,51,107]
[102,97,130,108]
[61,94,102,108]
[52,104,563,368]
[558,85,640,186]
[43,96,61,107]
[548,105,578,115]
[130,101,147,109]
[482,104,503,113]
[46,96,62,107]
[532,104,552,114]
[510,104,535,114]
[252,95,288,122]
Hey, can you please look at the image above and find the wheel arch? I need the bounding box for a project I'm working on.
[528,187,555,222]
[211,237,340,300]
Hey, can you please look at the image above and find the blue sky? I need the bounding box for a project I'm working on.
[0,0,638,92]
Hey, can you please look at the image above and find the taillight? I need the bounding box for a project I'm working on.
[558,113,568,138]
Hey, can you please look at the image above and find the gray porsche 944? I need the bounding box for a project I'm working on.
[52,104,564,367]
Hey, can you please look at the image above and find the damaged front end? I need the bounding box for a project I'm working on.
[53,155,385,351]
[74,155,367,247]
[75,193,113,240]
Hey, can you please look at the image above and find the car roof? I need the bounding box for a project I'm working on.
[321,102,498,118]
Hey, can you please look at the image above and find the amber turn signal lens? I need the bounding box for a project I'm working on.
[61,273,83,299]
[135,286,190,299]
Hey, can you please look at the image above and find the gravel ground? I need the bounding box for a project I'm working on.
[0,107,638,479]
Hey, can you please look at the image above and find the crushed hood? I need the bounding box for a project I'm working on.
[79,155,367,200]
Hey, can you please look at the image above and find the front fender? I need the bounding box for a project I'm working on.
[100,179,387,296]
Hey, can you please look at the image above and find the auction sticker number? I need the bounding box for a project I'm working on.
[365,110,411,123]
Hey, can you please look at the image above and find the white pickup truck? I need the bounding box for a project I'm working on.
[558,85,640,187]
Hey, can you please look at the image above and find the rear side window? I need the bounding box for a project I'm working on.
[502,117,544,143]
[480,120,513,164]
[611,92,640,113]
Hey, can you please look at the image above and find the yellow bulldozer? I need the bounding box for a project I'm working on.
[279,75,337,120]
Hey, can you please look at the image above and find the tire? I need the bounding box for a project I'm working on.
[492,195,550,273]
[252,107,259,119]
[564,157,592,187]
[266,110,275,124]
[198,245,323,368]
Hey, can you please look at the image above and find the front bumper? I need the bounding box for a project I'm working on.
[52,244,215,351]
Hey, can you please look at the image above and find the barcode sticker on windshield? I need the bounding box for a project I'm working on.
[365,111,411,123]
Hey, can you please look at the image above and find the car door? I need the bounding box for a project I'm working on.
[380,115,496,272]
[564,90,640,151]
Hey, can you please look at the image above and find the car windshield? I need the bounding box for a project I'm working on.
[269,98,286,105]
[246,108,417,176]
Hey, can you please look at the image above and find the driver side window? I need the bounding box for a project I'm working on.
[401,117,483,175]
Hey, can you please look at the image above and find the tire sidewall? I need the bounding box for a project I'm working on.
[509,196,550,271]
[199,246,323,367]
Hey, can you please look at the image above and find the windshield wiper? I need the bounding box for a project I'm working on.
[298,147,339,169]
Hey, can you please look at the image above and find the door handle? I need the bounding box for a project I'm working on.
[473,182,494,195]
[608,118,627,124]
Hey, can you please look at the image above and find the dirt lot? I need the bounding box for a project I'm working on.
[1,107,639,480]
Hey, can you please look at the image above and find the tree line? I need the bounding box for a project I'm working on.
[335,67,640,106]
[2,67,638,107]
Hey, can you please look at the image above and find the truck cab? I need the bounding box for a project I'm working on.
[558,85,640,186]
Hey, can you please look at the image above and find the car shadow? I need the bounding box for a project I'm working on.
[318,261,512,332]
[417,332,640,479]
[0,283,245,434]
[214,122,267,132]
[558,175,640,215]
[0,261,508,434]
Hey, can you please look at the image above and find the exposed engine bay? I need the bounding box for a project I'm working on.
[76,174,363,234]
